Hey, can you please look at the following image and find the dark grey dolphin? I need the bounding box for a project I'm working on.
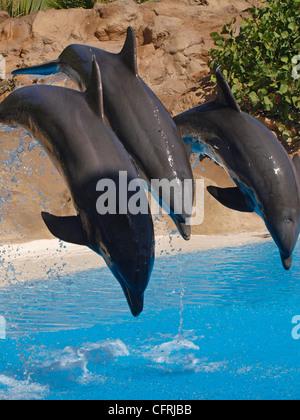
[1,59,155,316]
[174,71,300,270]
[12,27,194,240]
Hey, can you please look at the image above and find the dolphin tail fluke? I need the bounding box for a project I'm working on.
[121,284,144,317]
[12,60,60,76]
[280,253,293,271]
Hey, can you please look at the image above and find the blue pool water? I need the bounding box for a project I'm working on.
[0,240,299,400]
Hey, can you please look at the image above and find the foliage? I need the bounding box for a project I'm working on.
[0,0,99,16]
[1,0,52,17]
[54,0,96,8]
[209,0,300,148]
[0,0,152,17]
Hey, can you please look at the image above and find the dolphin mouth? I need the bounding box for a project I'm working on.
[120,284,144,317]
[277,243,294,270]
[280,252,293,271]
[276,232,298,270]
[265,218,299,270]
[172,216,191,241]
[12,59,60,76]
[107,257,151,317]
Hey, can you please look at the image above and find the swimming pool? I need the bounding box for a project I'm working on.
[0,240,299,400]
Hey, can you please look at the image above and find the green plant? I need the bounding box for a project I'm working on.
[0,0,152,17]
[1,1,57,17]
[0,1,112,17]
[209,0,300,148]
[54,0,96,7]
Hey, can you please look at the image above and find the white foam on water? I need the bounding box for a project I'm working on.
[194,361,227,373]
[0,374,49,400]
[140,334,226,374]
[31,339,129,385]
[81,338,130,358]
[142,335,200,367]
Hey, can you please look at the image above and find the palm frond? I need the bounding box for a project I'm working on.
[0,0,96,17]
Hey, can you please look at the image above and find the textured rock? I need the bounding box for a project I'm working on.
[0,11,10,24]
[0,0,260,98]
[0,0,266,244]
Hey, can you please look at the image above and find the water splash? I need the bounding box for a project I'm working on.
[30,339,130,385]
[0,375,49,400]
[0,73,76,388]
[143,334,200,366]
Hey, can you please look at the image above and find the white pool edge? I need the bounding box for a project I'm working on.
[0,232,271,286]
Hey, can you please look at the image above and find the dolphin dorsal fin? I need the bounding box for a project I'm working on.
[85,57,105,119]
[119,27,138,76]
[215,70,241,112]
[185,142,192,157]
[293,154,300,182]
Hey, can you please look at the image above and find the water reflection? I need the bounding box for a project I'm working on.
[0,241,299,339]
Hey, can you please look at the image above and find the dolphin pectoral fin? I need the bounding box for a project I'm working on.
[121,284,144,317]
[41,212,87,246]
[215,70,241,113]
[12,60,60,76]
[280,253,293,271]
[119,27,138,76]
[292,154,300,181]
[207,186,253,213]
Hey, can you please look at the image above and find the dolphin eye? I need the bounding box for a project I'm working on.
[285,218,293,224]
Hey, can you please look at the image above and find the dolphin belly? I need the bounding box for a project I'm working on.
[183,133,224,167]
[11,28,195,241]
[175,70,300,269]
[1,59,155,317]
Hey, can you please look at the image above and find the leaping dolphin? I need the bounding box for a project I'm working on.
[12,27,194,240]
[174,71,300,270]
[1,59,155,317]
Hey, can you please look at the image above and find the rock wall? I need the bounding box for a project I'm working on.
[0,0,265,244]
[0,0,260,112]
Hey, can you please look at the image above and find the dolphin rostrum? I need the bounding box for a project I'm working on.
[12,27,194,240]
[174,71,300,270]
[1,59,155,316]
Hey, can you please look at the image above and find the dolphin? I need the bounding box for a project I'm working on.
[0,59,155,316]
[12,27,194,240]
[174,71,300,270]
